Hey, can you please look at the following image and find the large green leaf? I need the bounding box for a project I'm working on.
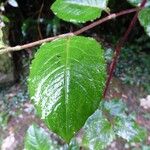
[51,0,108,23]
[28,36,106,142]
[138,8,150,37]
[81,110,116,150]
[24,124,59,150]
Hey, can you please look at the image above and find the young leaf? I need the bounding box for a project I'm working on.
[81,110,116,150]
[51,0,108,23]
[138,8,150,37]
[28,36,106,142]
[24,124,58,150]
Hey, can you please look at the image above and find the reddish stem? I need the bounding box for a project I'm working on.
[103,0,147,98]
[0,8,138,54]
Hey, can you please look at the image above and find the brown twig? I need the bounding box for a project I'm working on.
[103,0,147,98]
[0,8,139,55]
[37,1,44,39]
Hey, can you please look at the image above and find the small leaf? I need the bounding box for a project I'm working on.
[102,99,126,117]
[81,110,116,150]
[103,100,147,142]
[138,8,150,37]
[0,15,10,23]
[127,0,150,7]
[68,138,80,150]
[80,100,147,149]
[8,0,18,7]
[114,115,147,142]
[51,0,108,23]
[28,36,106,142]
[24,124,58,150]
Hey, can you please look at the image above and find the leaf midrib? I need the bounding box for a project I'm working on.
[64,37,71,138]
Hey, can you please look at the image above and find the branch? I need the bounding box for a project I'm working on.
[103,0,147,98]
[37,1,44,39]
[0,8,138,55]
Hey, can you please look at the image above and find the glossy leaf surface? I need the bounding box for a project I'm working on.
[24,124,58,150]
[115,116,147,142]
[51,0,108,23]
[102,100,147,142]
[138,8,150,37]
[81,100,146,149]
[28,36,106,142]
[82,110,116,150]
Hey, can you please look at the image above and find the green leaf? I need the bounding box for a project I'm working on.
[101,99,147,142]
[114,115,146,142]
[0,15,10,23]
[24,124,58,150]
[28,36,106,142]
[68,138,80,150]
[102,99,126,117]
[81,110,116,150]
[127,0,141,6]
[80,100,147,149]
[138,8,150,37]
[51,0,108,23]
[127,0,150,7]
[142,145,150,150]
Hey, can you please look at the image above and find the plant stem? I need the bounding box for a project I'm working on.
[103,0,147,98]
[0,8,138,55]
